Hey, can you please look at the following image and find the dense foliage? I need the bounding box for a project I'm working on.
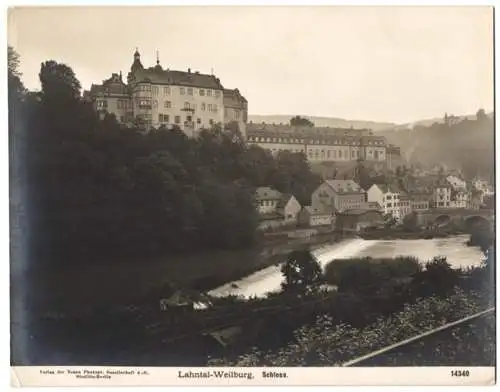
[208,289,492,366]
[280,249,323,296]
[207,252,494,366]
[8,48,320,264]
[323,256,422,295]
[290,115,314,127]
[467,222,495,254]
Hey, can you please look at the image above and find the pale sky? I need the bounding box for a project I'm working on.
[7,6,494,124]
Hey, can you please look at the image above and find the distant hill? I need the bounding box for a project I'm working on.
[248,112,493,132]
[386,112,494,132]
[379,115,494,182]
[248,115,396,131]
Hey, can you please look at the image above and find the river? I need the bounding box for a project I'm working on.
[208,235,484,298]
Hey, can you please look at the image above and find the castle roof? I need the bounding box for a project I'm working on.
[223,88,248,108]
[246,124,387,145]
[89,73,129,97]
[131,67,224,90]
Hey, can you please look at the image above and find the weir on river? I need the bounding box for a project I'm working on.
[208,235,484,299]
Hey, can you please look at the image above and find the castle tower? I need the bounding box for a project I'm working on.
[130,47,144,73]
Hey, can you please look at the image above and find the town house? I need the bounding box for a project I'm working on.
[299,206,335,227]
[446,175,470,208]
[399,192,411,218]
[409,191,431,211]
[431,179,452,208]
[254,187,302,230]
[311,180,366,213]
[276,194,302,223]
[366,183,402,220]
[450,189,470,209]
[255,187,282,215]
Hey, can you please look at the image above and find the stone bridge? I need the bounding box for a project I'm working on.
[415,208,494,230]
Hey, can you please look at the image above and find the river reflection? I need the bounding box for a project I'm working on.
[208,235,484,299]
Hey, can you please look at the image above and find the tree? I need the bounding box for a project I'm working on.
[383,213,397,228]
[476,108,487,122]
[355,159,375,190]
[272,150,321,206]
[411,257,459,298]
[402,211,418,231]
[290,115,314,127]
[483,194,494,209]
[39,60,82,103]
[8,46,25,98]
[18,56,326,265]
[281,249,323,296]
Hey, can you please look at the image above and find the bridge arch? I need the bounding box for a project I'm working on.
[464,215,490,232]
[434,214,451,226]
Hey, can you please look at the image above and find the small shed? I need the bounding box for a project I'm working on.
[160,290,212,312]
[299,206,335,227]
[335,209,384,232]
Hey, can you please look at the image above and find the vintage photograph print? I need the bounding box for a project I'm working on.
[9,5,495,387]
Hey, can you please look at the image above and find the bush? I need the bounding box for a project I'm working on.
[410,256,460,298]
[209,288,489,366]
[323,256,421,295]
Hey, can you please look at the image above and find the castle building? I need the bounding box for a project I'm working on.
[386,144,403,170]
[86,49,248,137]
[246,124,388,164]
[223,88,248,139]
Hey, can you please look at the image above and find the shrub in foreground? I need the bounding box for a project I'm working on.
[208,289,488,366]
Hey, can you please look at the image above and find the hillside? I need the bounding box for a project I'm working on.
[248,115,396,131]
[378,114,494,182]
[386,112,494,132]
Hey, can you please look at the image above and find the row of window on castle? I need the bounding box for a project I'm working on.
[116,99,219,113]
[157,113,215,126]
[250,137,385,146]
[137,85,221,98]
[269,148,383,160]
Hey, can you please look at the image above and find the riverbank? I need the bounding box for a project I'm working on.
[207,234,484,298]
[358,229,463,240]
[23,231,340,318]
[30,253,493,367]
